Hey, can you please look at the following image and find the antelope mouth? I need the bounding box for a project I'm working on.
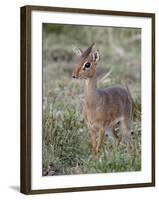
[72,75,78,79]
[72,75,86,79]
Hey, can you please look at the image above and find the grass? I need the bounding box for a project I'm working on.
[42,61,141,176]
[42,25,141,176]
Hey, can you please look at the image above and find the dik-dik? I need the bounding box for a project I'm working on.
[72,43,132,159]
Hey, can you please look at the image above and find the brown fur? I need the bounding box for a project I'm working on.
[72,44,132,159]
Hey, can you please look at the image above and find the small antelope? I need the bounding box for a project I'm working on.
[72,43,132,159]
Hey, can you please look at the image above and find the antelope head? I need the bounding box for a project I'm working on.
[72,43,99,79]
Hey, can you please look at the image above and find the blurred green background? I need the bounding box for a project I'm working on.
[42,23,141,176]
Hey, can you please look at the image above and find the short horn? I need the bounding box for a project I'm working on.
[81,43,95,58]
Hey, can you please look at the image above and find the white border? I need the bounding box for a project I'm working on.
[31,10,152,190]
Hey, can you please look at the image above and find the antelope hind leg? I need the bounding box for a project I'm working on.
[112,126,121,146]
[120,119,130,145]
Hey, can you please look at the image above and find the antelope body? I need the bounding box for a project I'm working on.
[72,44,132,158]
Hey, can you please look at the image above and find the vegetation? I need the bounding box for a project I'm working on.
[42,24,141,176]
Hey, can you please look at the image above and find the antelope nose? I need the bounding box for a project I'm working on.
[72,75,76,78]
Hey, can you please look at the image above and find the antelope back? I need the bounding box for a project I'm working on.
[72,43,99,79]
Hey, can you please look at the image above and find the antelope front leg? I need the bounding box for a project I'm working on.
[90,130,97,159]
[96,128,104,155]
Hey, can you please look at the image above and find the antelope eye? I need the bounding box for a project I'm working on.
[84,62,91,69]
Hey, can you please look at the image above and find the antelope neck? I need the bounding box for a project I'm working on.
[84,75,98,106]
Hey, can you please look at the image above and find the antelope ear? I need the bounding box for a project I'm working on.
[72,46,83,57]
[92,50,100,62]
